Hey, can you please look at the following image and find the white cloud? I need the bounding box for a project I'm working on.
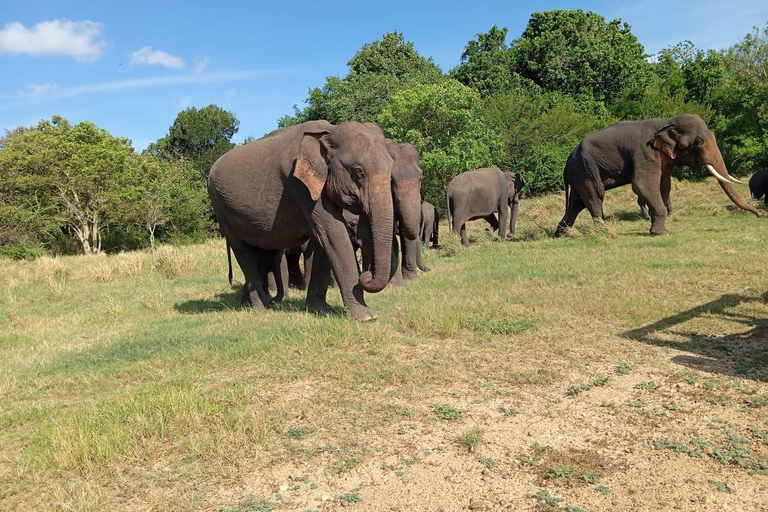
[0,20,108,63]
[194,56,210,74]
[0,70,283,110]
[129,46,185,69]
[18,83,57,97]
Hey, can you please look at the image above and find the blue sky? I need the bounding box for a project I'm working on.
[2,0,767,151]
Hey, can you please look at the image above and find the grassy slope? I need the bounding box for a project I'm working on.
[1,178,767,511]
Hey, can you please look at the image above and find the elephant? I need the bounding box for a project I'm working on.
[749,169,768,205]
[555,114,761,237]
[446,168,525,246]
[420,201,439,249]
[343,140,429,284]
[637,195,672,221]
[208,120,395,321]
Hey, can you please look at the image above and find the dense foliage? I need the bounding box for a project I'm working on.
[1,11,767,257]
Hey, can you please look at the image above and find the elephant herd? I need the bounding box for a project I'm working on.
[207,114,763,321]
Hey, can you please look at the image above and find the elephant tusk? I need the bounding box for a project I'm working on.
[705,164,731,184]
[728,175,743,184]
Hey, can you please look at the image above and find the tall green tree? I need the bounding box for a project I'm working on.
[148,104,239,179]
[0,116,136,255]
[450,26,523,98]
[378,79,503,207]
[511,10,652,104]
[280,32,443,126]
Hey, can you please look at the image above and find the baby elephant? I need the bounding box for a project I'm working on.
[420,201,439,248]
[446,168,525,246]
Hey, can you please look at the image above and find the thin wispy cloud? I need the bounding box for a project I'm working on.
[194,56,210,74]
[129,46,185,69]
[0,70,285,110]
[0,19,108,63]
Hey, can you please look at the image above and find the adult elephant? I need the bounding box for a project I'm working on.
[208,120,394,321]
[352,140,429,283]
[749,169,768,205]
[446,168,523,246]
[420,201,439,249]
[555,114,761,237]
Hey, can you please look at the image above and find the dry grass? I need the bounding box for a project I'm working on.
[0,178,767,511]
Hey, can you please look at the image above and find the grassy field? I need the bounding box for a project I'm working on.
[1,178,767,511]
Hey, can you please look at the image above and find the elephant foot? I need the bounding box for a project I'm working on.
[649,228,669,236]
[347,304,378,322]
[417,264,431,272]
[401,270,419,281]
[306,299,331,315]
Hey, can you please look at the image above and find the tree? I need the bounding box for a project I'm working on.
[378,79,503,207]
[148,104,239,179]
[281,32,443,126]
[450,26,524,98]
[511,10,652,104]
[0,116,135,255]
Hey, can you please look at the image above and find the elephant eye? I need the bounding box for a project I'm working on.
[695,137,704,147]
[352,165,365,181]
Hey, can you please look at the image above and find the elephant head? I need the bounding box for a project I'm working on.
[293,121,395,293]
[386,140,423,241]
[651,114,761,217]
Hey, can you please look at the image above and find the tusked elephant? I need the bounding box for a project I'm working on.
[208,120,395,321]
[420,201,439,249]
[637,195,672,221]
[555,114,761,237]
[446,168,525,246]
[749,169,768,205]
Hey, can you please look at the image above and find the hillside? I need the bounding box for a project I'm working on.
[1,178,767,511]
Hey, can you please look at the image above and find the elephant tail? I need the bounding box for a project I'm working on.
[227,238,233,285]
[445,188,452,233]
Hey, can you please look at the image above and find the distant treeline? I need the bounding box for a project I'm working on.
[1,9,767,258]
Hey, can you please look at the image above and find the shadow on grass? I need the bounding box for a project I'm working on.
[623,291,768,382]
[606,210,646,222]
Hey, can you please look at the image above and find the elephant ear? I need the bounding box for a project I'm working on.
[515,172,526,193]
[651,124,678,160]
[294,131,331,201]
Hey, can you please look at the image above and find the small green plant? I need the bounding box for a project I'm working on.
[547,464,576,479]
[338,493,362,503]
[480,457,496,469]
[663,403,679,411]
[519,454,541,465]
[433,404,461,420]
[634,381,659,390]
[566,507,587,512]
[567,376,610,396]
[217,496,273,512]
[745,396,767,409]
[535,490,562,507]
[457,428,483,452]
[596,485,611,495]
[500,406,518,416]
[708,479,729,492]
[684,375,699,384]
[704,378,717,389]
[616,362,634,375]
[287,427,309,440]
[581,470,600,484]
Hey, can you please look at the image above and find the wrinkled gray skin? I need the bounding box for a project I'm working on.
[446,167,523,246]
[420,201,439,248]
[555,114,761,237]
[637,196,672,220]
[208,120,395,321]
[355,140,427,284]
[749,169,768,205]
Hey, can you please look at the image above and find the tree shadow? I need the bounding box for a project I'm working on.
[622,291,768,382]
[606,210,646,222]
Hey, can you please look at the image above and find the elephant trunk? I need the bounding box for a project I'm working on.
[705,150,762,217]
[393,180,421,241]
[358,176,395,293]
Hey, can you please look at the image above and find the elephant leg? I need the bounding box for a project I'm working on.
[286,251,304,289]
[555,189,586,237]
[633,176,667,235]
[306,199,378,321]
[497,202,509,240]
[660,174,672,215]
[229,241,270,308]
[452,213,470,246]
[401,234,421,280]
[637,197,650,220]
[484,214,499,232]
[270,251,285,304]
[389,236,406,286]
[508,201,519,239]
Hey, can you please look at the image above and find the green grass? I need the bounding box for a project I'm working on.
[1,179,767,510]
